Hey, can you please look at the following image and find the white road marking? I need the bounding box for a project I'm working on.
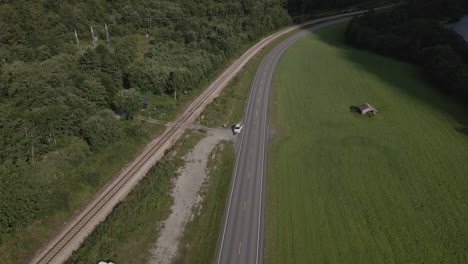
[216,6,396,263]
[256,89,267,264]
[216,130,245,264]
[216,53,258,264]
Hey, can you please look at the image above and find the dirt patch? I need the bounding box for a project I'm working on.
[149,128,234,264]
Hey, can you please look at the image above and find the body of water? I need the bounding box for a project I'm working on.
[446,15,468,41]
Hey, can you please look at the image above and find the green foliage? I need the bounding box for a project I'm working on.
[68,161,175,264]
[113,88,142,119]
[267,23,468,263]
[406,0,468,22]
[127,59,171,94]
[0,163,46,238]
[67,132,204,264]
[287,0,373,17]
[0,121,162,263]
[79,45,122,102]
[74,75,109,107]
[139,93,178,121]
[82,110,119,152]
[346,1,468,102]
[113,36,138,70]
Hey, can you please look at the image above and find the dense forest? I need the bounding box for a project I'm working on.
[0,0,295,244]
[346,0,468,102]
[288,0,372,16]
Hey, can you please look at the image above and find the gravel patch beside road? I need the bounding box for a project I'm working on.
[149,128,233,264]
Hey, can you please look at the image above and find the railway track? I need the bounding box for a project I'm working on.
[31,8,391,263]
[31,22,287,264]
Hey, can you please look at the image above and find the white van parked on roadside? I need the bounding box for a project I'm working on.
[233,123,244,134]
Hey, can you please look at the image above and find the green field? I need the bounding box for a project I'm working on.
[266,23,468,263]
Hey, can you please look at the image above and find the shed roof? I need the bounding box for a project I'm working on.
[358,103,377,112]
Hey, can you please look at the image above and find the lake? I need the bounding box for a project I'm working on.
[446,15,468,41]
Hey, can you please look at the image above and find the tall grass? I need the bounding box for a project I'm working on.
[67,131,205,264]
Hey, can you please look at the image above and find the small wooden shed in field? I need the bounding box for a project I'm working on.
[358,103,377,115]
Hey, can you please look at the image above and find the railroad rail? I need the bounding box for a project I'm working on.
[30,8,391,263]
[31,21,289,264]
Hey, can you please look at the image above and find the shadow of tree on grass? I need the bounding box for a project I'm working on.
[311,22,468,136]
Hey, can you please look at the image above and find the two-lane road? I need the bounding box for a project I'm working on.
[215,17,352,264]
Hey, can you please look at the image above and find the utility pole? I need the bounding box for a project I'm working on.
[146,18,152,37]
[74,29,80,48]
[174,91,177,101]
[105,23,111,44]
[90,26,97,45]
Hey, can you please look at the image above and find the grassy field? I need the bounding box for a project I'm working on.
[266,23,468,263]
[173,141,235,264]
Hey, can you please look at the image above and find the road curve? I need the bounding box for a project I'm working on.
[215,17,352,264]
[31,5,392,263]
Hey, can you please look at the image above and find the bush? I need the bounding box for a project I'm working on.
[82,110,119,152]
[113,88,142,119]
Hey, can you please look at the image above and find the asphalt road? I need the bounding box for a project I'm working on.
[215,17,352,264]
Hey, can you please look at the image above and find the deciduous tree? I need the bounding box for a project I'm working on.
[113,88,142,119]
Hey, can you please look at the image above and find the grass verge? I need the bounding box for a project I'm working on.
[199,28,306,128]
[66,131,205,264]
[198,12,368,128]
[266,23,468,263]
[173,141,235,264]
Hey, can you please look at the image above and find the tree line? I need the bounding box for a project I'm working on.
[287,0,386,20]
[346,0,468,103]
